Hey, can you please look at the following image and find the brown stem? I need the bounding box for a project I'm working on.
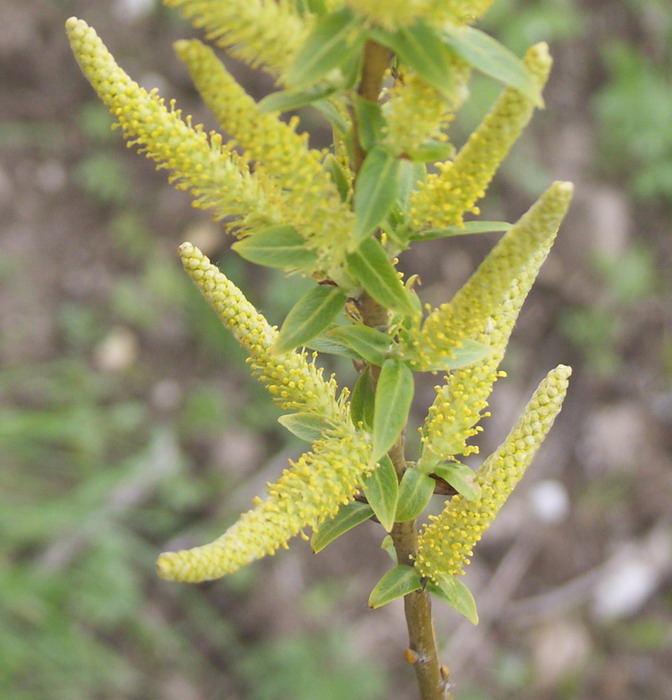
[353,38,447,700]
[359,298,445,699]
[351,39,392,174]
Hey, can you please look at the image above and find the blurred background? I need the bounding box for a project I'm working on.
[1,0,671,698]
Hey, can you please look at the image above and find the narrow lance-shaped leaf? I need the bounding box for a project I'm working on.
[371,20,454,98]
[257,84,338,113]
[368,565,422,609]
[323,154,351,202]
[426,575,479,625]
[361,454,399,532]
[353,147,402,246]
[232,225,317,269]
[278,413,334,443]
[411,221,512,241]
[274,285,346,353]
[395,468,435,522]
[311,501,373,553]
[307,333,362,360]
[326,324,391,366]
[350,368,375,428]
[371,358,414,463]
[421,461,481,502]
[442,25,542,106]
[353,96,386,152]
[285,9,364,90]
[346,237,417,316]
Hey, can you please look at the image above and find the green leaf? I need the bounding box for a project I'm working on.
[311,501,373,553]
[326,324,391,366]
[305,0,328,14]
[257,84,337,113]
[323,153,351,202]
[346,237,417,316]
[274,285,346,353]
[398,160,426,215]
[404,139,454,163]
[353,95,386,151]
[313,99,349,133]
[277,412,333,443]
[441,25,542,106]
[422,461,481,501]
[350,367,375,428]
[353,147,402,245]
[395,468,434,522]
[409,338,492,372]
[412,221,511,241]
[371,358,414,463]
[427,574,479,624]
[380,535,397,563]
[368,565,422,608]
[232,225,317,269]
[361,454,399,532]
[307,332,362,360]
[286,9,364,90]
[371,20,454,97]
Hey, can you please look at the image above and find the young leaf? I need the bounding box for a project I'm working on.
[412,221,511,241]
[323,153,351,202]
[346,237,417,316]
[406,338,491,372]
[371,20,454,97]
[257,84,337,113]
[422,461,481,501]
[232,225,317,269]
[395,468,435,522]
[313,99,349,133]
[311,501,373,553]
[286,9,364,91]
[274,285,346,353]
[368,565,422,608]
[353,95,386,151]
[307,332,362,360]
[398,160,426,215]
[305,0,328,15]
[381,535,398,563]
[278,412,333,443]
[426,574,479,624]
[350,367,375,428]
[326,324,391,366]
[441,25,542,106]
[353,147,402,245]
[371,358,414,463]
[404,139,454,163]
[361,454,399,532]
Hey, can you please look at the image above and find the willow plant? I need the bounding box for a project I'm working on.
[67,2,572,697]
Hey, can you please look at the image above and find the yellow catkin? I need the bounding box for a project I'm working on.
[382,59,471,156]
[409,43,552,231]
[343,0,429,29]
[416,182,572,461]
[65,17,282,235]
[157,423,372,581]
[414,181,573,369]
[423,0,495,26]
[415,364,571,582]
[179,242,347,422]
[175,39,355,271]
[162,0,309,74]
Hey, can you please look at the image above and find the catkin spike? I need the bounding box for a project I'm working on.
[409,43,552,231]
[179,242,347,422]
[65,18,283,236]
[157,423,372,582]
[415,364,571,582]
